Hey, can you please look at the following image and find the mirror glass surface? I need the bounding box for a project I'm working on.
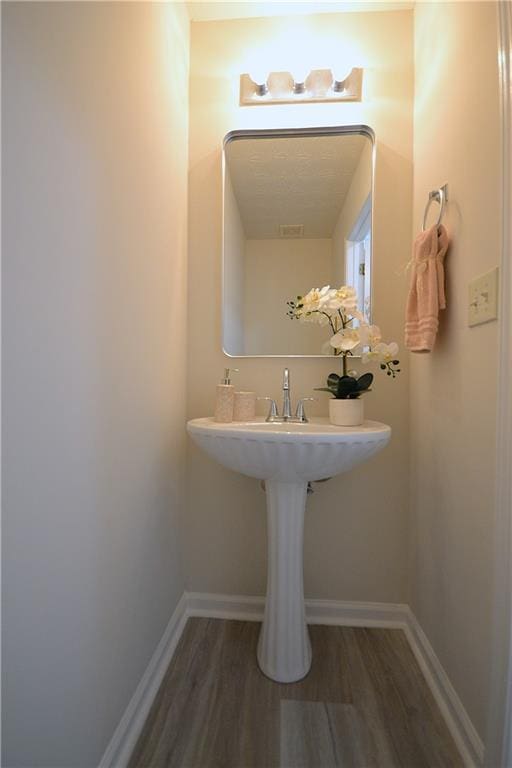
[223,127,374,357]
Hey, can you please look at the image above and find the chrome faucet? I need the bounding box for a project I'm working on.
[282,367,292,421]
[260,368,316,423]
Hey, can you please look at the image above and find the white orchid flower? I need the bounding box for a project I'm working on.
[341,299,359,313]
[335,286,357,301]
[362,338,399,363]
[362,349,379,363]
[318,312,332,325]
[301,285,333,313]
[334,286,359,311]
[322,297,343,311]
[299,307,331,325]
[373,341,399,362]
[321,287,345,311]
[358,324,382,347]
[323,286,367,324]
[329,329,361,352]
[349,308,366,323]
[288,282,400,380]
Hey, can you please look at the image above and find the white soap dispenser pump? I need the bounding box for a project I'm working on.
[214,368,239,423]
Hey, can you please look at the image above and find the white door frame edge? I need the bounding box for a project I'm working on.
[486,3,512,767]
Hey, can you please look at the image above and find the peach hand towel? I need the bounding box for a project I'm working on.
[405,224,449,353]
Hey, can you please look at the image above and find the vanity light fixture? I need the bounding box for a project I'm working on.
[291,66,308,95]
[240,67,363,106]
[248,66,269,96]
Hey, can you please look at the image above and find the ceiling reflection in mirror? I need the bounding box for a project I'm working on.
[222,127,374,357]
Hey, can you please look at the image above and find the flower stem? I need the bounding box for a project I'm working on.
[342,354,348,377]
[323,312,337,335]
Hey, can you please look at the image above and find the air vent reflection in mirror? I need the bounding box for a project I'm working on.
[279,224,304,238]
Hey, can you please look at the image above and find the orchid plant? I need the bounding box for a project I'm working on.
[287,285,400,392]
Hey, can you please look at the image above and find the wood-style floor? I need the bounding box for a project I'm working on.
[129,618,463,768]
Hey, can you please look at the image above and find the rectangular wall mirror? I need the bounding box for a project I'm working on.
[222,126,375,357]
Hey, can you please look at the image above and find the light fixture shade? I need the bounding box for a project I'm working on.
[247,68,268,96]
[305,69,334,97]
[332,66,351,83]
[248,68,268,86]
[267,71,294,99]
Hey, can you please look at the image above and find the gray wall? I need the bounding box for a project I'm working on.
[2,3,189,765]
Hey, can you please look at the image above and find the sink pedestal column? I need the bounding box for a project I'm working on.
[257,480,312,683]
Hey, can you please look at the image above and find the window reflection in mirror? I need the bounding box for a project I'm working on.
[223,127,374,356]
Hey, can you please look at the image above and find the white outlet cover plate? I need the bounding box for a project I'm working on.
[468,266,499,327]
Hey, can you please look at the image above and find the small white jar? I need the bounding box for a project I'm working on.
[233,391,256,421]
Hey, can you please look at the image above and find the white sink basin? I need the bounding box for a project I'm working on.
[187,416,391,683]
[187,416,390,483]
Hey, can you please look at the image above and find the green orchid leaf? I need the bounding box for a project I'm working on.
[336,376,358,399]
[327,373,340,389]
[356,372,374,392]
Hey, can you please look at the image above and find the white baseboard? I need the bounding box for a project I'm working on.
[306,596,407,627]
[98,592,188,768]
[186,590,408,628]
[403,607,484,768]
[186,591,265,621]
[99,590,483,768]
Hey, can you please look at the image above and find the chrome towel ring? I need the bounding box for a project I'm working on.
[422,183,449,231]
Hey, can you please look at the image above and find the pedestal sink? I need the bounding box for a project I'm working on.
[186,416,391,683]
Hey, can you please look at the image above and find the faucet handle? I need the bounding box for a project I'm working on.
[295,397,317,423]
[257,396,280,422]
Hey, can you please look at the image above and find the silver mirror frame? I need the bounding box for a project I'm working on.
[222,125,376,358]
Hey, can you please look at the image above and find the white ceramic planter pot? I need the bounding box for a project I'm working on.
[329,398,364,426]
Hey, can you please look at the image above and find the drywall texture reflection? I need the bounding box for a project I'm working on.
[411,1,500,742]
[187,11,413,601]
[1,3,189,765]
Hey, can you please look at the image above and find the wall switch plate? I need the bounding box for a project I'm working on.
[468,267,499,327]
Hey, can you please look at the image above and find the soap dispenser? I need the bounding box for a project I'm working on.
[214,368,238,422]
